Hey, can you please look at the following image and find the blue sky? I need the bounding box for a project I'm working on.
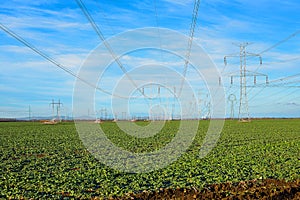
[0,0,299,119]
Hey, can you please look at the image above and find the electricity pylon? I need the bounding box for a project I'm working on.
[50,99,63,121]
[228,94,236,120]
[224,43,264,122]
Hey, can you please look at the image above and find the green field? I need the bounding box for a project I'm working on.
[0,119,299,198]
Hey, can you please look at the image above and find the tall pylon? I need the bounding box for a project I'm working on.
[239,43,250,121]
[224,43,263,122]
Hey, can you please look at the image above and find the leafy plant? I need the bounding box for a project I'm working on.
[0,119,299,198]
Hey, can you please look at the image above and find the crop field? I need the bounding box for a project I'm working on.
[0,119,300,199]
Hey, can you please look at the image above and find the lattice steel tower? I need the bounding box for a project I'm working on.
[224,43,263,122]
[228,94,236,120]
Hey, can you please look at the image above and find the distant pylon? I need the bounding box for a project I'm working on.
[228,94,236,120]
[224,43,263,122]
[50,99,63,121]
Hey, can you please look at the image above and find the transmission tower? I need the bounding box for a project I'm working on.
[224,43,264,122]
[228,94,236,120]
[50,99,63,121]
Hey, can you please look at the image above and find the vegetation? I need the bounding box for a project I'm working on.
[0,119,299,199]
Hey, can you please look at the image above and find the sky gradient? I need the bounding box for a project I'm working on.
[0,0,299,119]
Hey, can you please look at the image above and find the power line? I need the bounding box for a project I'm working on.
[263,56,300,66]
[247,30,300,87]
[250,74,300,89]
[0,23,115,97]
[265,73,300,85]
[248,87,299,108]
[222,30,300,97]
[224,30,300,72]
[75,0,145,98]
[224,42,265,122]
[178,0,201,96]
[153,0,164,63]
[49,99,63,121]
[0,23,151,100]
[259,30,300,55]
[220,30,300,114]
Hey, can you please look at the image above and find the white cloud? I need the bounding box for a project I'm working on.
[162,0,193,6]
[0,0,299,117]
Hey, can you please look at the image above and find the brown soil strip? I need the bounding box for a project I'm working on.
[108,179,300,200]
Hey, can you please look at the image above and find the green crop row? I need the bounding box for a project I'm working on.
[0,119,299,198]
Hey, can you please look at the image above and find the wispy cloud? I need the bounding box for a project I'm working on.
[162,0,193,6]
[0,0,299,117]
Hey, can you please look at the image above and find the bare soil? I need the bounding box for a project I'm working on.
[108,179,300,200]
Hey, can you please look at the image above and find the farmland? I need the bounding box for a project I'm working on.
[0,119,299,199]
